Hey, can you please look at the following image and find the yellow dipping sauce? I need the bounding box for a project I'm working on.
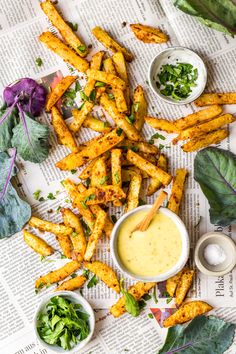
[117,210,182,277]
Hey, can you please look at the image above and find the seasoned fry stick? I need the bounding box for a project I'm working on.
[77,183,113,238]
[51,106,78,152]
[195,92,236,106]
[39,32,89,72]
[56,234,73,259]
[166,268,185,298]
[46,76,77,112]
[145,116,178,133]
[61,208,87,262]
[177,114,235,140]
[80,185,126,205]
[35,260,81,289]
[29,216,73,236]
[147,154,168,196]
[70,51,104,132]
[174,105,223,131]
[175,269,195,306]
[84,210,106,261]
[87,69,126,90]
[79,153,110,180]
[82,116,111,133]
[100,94,143,141]
[110,282,156,317]
[63,179,95,230]
[122,167,148,181]
[113,52,130,111]
[92,26,133,62]
[84,261,120,293]
[133,85,147,131]
[168,168,188,215]
[111,149,122,206]
[127,150,172,186]
[56,129,124,170]
[56,275,86,291]
[125,172,142,212]
[91,156,108,187]
[181,129,228,152]
[40,1,88,57]
[163,301,213,327]
[23,230,54,256]
[130,24,168,43]
[119,139,159,155]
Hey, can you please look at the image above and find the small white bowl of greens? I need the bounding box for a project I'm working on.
[34,291,95,352]
[148,47,207,105]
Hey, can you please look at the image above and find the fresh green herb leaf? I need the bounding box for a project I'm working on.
[133,102,139,113]
[85,178,91,187]
[120,279,140,317]
[77,45,87,53]
[108,93,115,99]
[71,231,78,238]
[126,114,135,124]
[35,57,43,67]
[166,297,172,304]
[81,219,91,237]
[151,133,166,141]
[130,146,139,152]
[39,197,45,202]
[142,294,151,301]
[71,273,77,279]
[66,21,78,32]
[87,274,98,288]
[89,89,96,102]
[82,269,90,279]
[80,91,89,101]
[81,200,87,210]
[65,198,71,203]
[111,215,117,224]
[116,128,123,136]
[56,206,61,214]
[33,189,41,200]
[75,81,82,92]
[71,169,77,174]
[95,81,106,87]
[159,144,165,150]
[138,299,146,310]
[47,192,56,200]
[99,175,109,185]
[114,171,120,184]
[148,313,154,319]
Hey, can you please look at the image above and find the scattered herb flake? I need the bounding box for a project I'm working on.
[87,274,98,288]
[114,171,120,184]
[82,269,90,279]
[71,273,77,279]
[71,231,78,238]
[56,206,61,214]
[108,93,115,99]
[152,286,158,304]
[116,128,123,136]
[148,313,154,319]
[100,175,109,185]
[95,81,106,87]
[33,189,41,200]
[77,44,87,53]
[75,81,82,92]
[66,21,78,31]
[71,169,77,174]
[35,57,43,67]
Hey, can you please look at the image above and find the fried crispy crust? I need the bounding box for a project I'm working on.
[130,24,168,43]
[84,210,106,261]
[23,230,54,256]
[87,69,126,90]
[133,85,147,131]
[166,268,185,298]
[125,172,142,212]
[175,269,195,306]
[168,168,188,215]
[46,76,77,112]
[84,261,120,293]
[145,116,178,133]
[29,216,73,236]
[55,275,86,291]
[79,185,126,205]
[181,129,228,152]
[147,153,168,196]
[91,156,108,187]
[195,93,236,106]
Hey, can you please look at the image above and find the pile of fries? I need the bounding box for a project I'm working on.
[22,0,223,322]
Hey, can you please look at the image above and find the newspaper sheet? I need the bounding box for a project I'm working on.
[0,0,236,352]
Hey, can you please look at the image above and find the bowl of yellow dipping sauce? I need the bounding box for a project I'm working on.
[110,206,189,282]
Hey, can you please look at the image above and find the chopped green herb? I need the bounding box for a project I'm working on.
[71,273,77,279]
[65,198,71,203]
[130,146,139,152]
[66,21,78,31]
[60,180,65,186]
[77,45,87,53]
[82,194,96,209]
[166,297,172,304]
[116,128,123,136]
[80,91,89,101]
[81,219,91,237]
[159,144,165,150]
[103,121,110,128]
[120,279,140,317]
[114,171,120,184]
[61,254,67,259]
[39,197,45,202]
[87,274,98,288]
[133,102,139,113]
[99,175,109,185]
[89,89,96,102]
[75,81,82,92]
[45,283,51,289]
[85,178,91,187]
[71,169,77,174]
[82,269,90,279]
[78,102,85,110]
[47,192,56,200]
[95,81,106,87]
[126,113,135,124]
[40,255,46,262]
[81,200,87,210]
[71,231,78,238]
[152,286,158,304]
[162,291,170,298]
[148,313,154,319]
[151,133,166,141]
[33,189,41,200]
[64,89,76,100]
[111,215,117,224]
[138,198,146,206]
[108,93,115,99]
[56,206,61,214]
[35,57,43,67]
[142,293,151,301]
[138,299,146,310]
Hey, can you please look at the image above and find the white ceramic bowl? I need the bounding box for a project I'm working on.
[194,232,236,276]
[34,291,95,353]
[148,46,207,105]
[110,206,189,282]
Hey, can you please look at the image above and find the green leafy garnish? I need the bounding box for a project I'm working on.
[108,93,115,99]
[35,57,43,67]
[56,206,61,214]
[33,189,41,200]
[71,231,78,238]
[95,81,106,87]
[99,175,109,185]
[85,178,91,187]
[47,192,56,200]
[87,274,98,288]
[114,171,120,184]
[71,169,77,174]
[75,81,82,92]
[152,286,158,304]
[120,279,140,317]
[116,128,123,136]
[148,313,154,319]
[71,273,77,279]
[81,219,91,237]
[89,89,96,102]
[126,113,135,125]
[77,45,87,53]
[66,21,78,32]
[111,215,117,224]
[81,194,96,209]
[133,102,139,113]
[37,296,90,350]
[80,91,89,101]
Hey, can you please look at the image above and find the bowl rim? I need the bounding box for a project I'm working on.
[110,205,190,282]
[194,231,236,276]
[148,46,207,105]
[33,290,95,353]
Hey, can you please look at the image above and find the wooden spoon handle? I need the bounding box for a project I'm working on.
[133,190,168,232]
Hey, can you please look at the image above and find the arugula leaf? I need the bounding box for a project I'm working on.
[194,147,236,226]
[158,315,236,354]
[11,113,49,163]
[173,0,236,37]
[120,279,140,317]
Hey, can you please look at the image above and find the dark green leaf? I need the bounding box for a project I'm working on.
[95,81,106,87]
[116,128,123,136]
[111,215,117,224]
[120,279,140,317]
[87,274,98,288]
[35,57,43,67]
[99,175,109,185]
[66,21,78,32]
[75,81,82,92]
[77,45,87,53]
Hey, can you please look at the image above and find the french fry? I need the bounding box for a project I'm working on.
[100,94,143,141]
[63,179,95,230]
[77,183,113,238]
[92,26,133,62]
[174,105,223,131]
[23,230,54,256]
[40,1,88,57]
[147,153,168,196]
[35,260,81,289]
[145,116,178,133]
[87,69,126,90]
[79,153,110,180]
[168,168,188,215]
[119,139,159,155]
[84,261,120,293]
[175,269,195,306]
[46,76,77,112]
[39,32,89,72]
[181,129,228,152]
[130,24,168,43]
[56,129,124,170]
[133,85,147,131]
[127,150,172,186]
[61,208,87,262]
[195,92,236,106]
[84,210,106,261]
[91,156,108,187]
[125,172,142,212]
[29,216,73,236]
[112,52,130,111]
[80,185,126,205]
[163,301,213,327]
[177,114,235,140]
[166,268,185,298]
[51,106,78,152]
[122,167,148,181]
[82,116,111,133]
[110,282,156,317]
[111,149,122,206]
[70,51,104,132]
[56,275,86,291]
[56,234,73,259]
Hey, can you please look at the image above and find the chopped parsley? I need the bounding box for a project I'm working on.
[75,81,82,92]
[148,133,166,145]
[148,313,154,319]
[133,102,139,113]
[66,21,78,31]
[114,171,120,184]
[81,219,91,237]
[111,215,117,224]
[95,81,106,87]
[71,231,78,238]
[56,206,61,214]
[35,57,43,67]
[82,269,90,279]
[108,93,115,99]
[116,128,123,136]
[87,274,98,288]
[33,189,41,200]
[71,169,77,174]
[85,178,91,187]
[99,175,109,185]
[71,273,77,279]
[77,45,87,53]
[47,192,56,200]
[39,197,45,202]
[81,194,96,209]
[126,113,135,125]
[89,89,96,102]
[166,297,172,304]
